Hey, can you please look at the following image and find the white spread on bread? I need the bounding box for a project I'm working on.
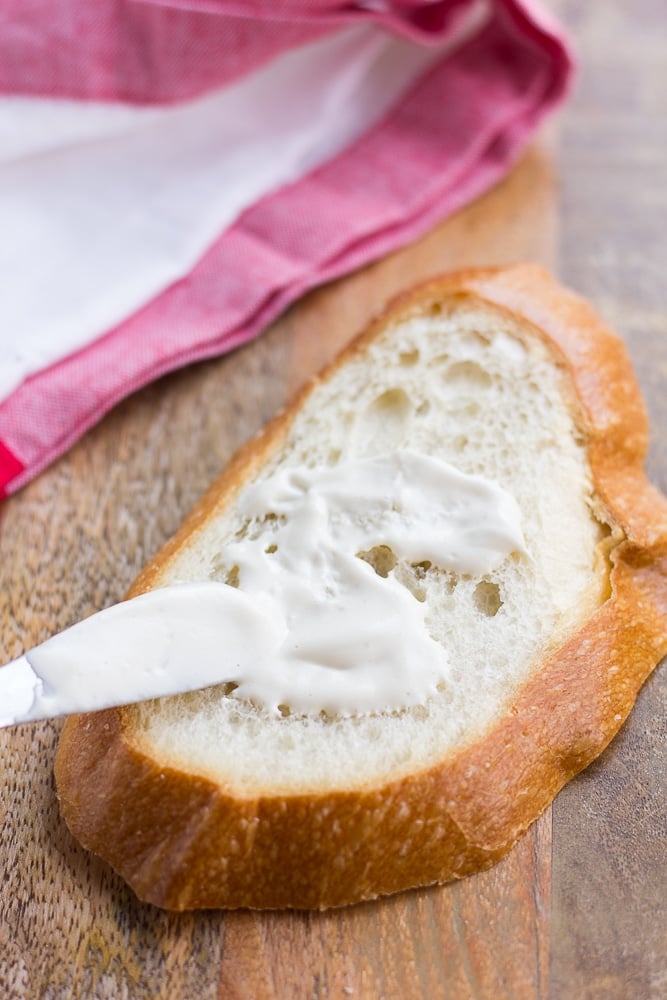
[30,450,525,717]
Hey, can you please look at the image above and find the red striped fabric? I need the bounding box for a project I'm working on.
[0,0,573,497]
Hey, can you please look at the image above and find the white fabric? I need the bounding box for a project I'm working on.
[0,25,447,400]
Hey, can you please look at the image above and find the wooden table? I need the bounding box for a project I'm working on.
[1,2,665,996]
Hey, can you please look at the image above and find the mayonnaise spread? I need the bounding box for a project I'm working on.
[27,450,526,718]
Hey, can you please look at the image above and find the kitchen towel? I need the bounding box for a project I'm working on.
[0,0,573,497]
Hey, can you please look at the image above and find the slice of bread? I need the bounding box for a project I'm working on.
[54,265,667,911]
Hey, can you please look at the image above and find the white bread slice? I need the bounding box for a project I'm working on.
[55,265,667,910]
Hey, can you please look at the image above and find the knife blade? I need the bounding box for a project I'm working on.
[0,582,282,728]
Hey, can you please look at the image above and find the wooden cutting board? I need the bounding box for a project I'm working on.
[1,3,665,996]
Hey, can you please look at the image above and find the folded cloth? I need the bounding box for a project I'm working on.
[0,0,573,498]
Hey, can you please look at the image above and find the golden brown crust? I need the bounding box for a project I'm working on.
[54,265,667,910]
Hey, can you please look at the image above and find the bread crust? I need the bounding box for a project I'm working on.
[54,265,667,910]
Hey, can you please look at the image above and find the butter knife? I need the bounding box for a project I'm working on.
[0,582,278,727]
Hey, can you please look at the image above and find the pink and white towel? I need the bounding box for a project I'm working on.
[0,0,573,497]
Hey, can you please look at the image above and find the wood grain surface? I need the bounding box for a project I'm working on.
[1,2,665,997]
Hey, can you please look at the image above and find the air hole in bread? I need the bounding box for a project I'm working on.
[474,580,502,617]
[357,545,397,578]
[356,388,413,455]
[265,544,278,554]
[393,561,439,603]
[277,704,291,718]
[242,511,286,542]
[210,554,227,580]
[416,400,431,416]
[443,360,493,388]
[260,512,285,530]
[437,682,454,705]
[469,328,492,348]
[225,565,240,588]
[399,348,420,366]
[412,704,430,720]
[372,387,411,413]
[413,560,432,577]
